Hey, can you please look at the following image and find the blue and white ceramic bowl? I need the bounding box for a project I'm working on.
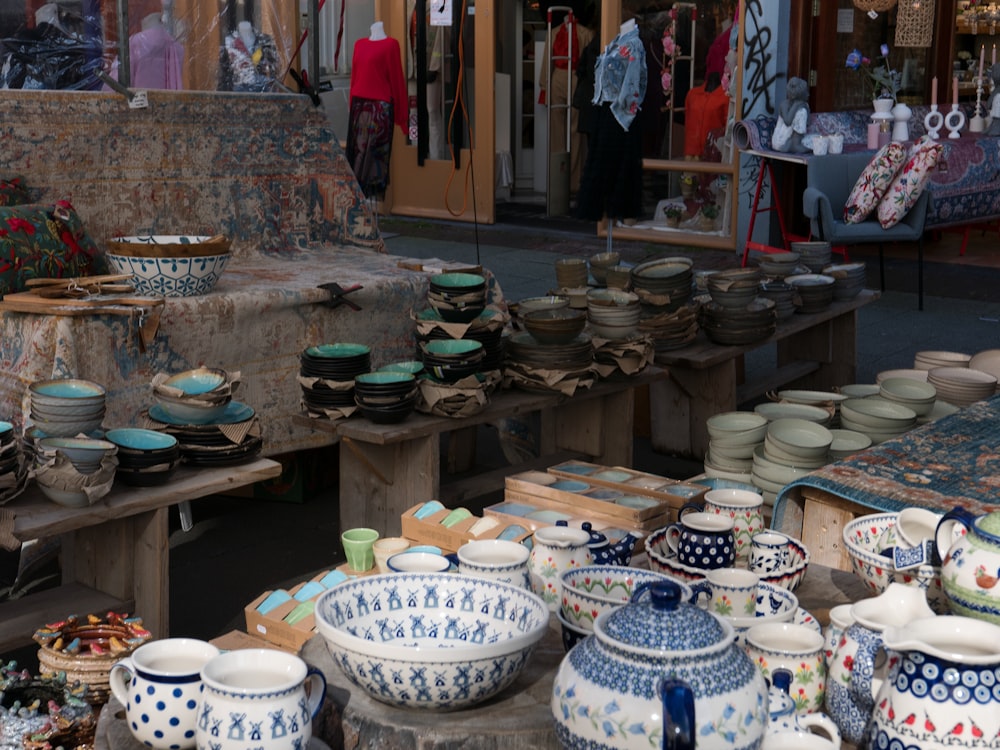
[314,572,548,710]
[106,252,231,297]
[560,565,684,632]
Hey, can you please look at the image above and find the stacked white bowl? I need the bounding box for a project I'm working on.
[754,418,833,504]
[754,401,833,426]
[839,396,918,444]
[969,349,1000,390]
[913,350,971,370]
[878,377,937,417]
[586,288,640,340]
[756,252,801,279]
[827,428,873,460]
[28,378,106,437]
[822,261,867,300]
[702,411,767,484]
[926,366,998,408]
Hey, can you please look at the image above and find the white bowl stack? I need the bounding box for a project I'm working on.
[822,262,867,300]
[839,397,918,444]
[969,349,1000,390]
[913,350,971,370]
[926,366,998,408]
[586,288,640,340]
[827,428,872,460]
[28,378,107,437]
[878,377,937,417]
[752,418,833,504]
[704,412,767,484]
[756,252,801,279]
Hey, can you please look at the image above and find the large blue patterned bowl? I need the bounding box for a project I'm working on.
[314,572,548,710]
[106,252,231,297]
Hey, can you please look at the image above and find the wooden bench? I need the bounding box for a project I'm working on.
[302,369,666,536]
[649,289,878,459]
[0,458,280,652]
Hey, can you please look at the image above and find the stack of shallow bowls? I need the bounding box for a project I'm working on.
[790,241,832,272]
[822,262,867,300]
[638,301,699,351]
[926,366,998,408]
[759,281,797,320]
[522,308,587,345]
[151,400,262,466]
[630,257,694,312]
[755,401,832,425]
[427,273,487,323]
[876,368,927,384]
[706,268,762,309]
[839,397,917,443]
[785,274,835,313]
[878,377,937,417]
[969,349,1000,389]
[416,308,506,372]
[705,411,768,479]
[299,343,371,413]
[588,252,620,286]
[586,288,640,340]
[105,428,181,486]
[505,331,593,383]
[762,418,833,469]
[29,379,107,437]
[354,372,418,424]
[36,437,117,475]
[152,367,232,425]
[827,428,873,460]
[914,350,971,370]
[510,295,568,328]
[420,339,485,382]
[756,252,801,279]
[105,234,232,297]
[700,297,777,346]
[751,447,816,505]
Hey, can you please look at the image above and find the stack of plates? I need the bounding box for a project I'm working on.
[878,377,937,417]
[786,274,835,313]
[926,366,998,408]
[28,379,107,438]
[699,297,777,346]
[147,401,262,465]
[754,418,833,502]
[822,262,867,300]
[416,308,506,371]
[706,268,762,309]
[354,372,418,424]
[637,302,700,351]
[790,241,833,272]
[705,411,768,477]
[914,350,971,370]
[756,252,802,279]
[754,401,833,425]
[420,339,485,383]
[751,446,818,505]
[630,257,694,312]
[876,368,927,384]
[827,428,873,460]
[586,289,640,340]
[839,397,917,444]
[505,331,594,391]
[969,349,1000,389]
[300,343,371,413]
[0,421,27,505]
[759,281,797,320]
[105,428,180,486]
[427,273,487,323]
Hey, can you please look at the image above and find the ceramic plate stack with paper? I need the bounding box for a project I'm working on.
[586,288,640,340]
[28,379,107,438]
[504,331,594,393]
[629,257,694,313]
[145,401,262,466]
[415,308,507,372]
[786,274,835,313]
[706,268,762,310]
[152,367,234,425]
[839,397,918,444]
[822,262,867,300]
[420,339,486,383]
[699,296,777,346]
[354,372,418,424]
[759,281,797,320]
[299,343,371,414]
[926,366,998,408]
[913,350,971,371]
[637,301,700,351]
[790,241,832,272]
[427,273,487,323]
[756,252,802,279]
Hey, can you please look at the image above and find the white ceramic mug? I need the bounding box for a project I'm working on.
[373,537,410,573]
[457,539,531,589]
[745,621,827,714]
[692,567,759,617]
[197,649,325,750]
[827,133,844,154]
[109,637,221,750]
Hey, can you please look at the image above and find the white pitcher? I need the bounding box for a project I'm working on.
[527,523,592,610]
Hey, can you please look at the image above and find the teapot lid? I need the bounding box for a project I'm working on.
[599,580,728,652]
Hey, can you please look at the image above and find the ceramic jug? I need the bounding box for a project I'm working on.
[935,506,1000,624]
[580,522,638,566]
[196,648,326,750]
[551,580,768,750]
[528,522,593,610]
[864,614,1000,750]
[824,582,935,745]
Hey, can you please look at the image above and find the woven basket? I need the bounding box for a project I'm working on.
[853,0,897,11]
[896,0,936,48]
[36,622,137,707]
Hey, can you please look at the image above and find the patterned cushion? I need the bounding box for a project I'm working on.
[843,142,907,224]
[0,176,32,207]
[877,136,944,229]
[0,201,108,296]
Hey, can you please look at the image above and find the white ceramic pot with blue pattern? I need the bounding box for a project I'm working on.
[865,615,1000,750]
[551,580,768,750]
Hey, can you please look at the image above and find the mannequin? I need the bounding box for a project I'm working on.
[347,24,409,199]
[105,12,183,90]
[35,4,68,35]
[575,16,646,223]
[219,20,279,92]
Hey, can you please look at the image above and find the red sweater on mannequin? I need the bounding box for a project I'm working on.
[350,37,409,131]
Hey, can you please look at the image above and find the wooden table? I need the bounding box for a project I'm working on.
[0,458,281,652]
[302,369,667,537]
[650,290,878,459]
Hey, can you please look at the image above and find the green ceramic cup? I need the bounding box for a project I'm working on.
[341,527,379,572]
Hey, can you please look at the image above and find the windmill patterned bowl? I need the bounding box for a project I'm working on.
[314,572,548,710]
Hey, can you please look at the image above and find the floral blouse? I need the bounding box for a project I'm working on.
[591,26,647,132]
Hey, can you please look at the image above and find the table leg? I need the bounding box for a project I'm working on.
[649,361,738,458]
[339,436,440,536]
[776,309,858,390]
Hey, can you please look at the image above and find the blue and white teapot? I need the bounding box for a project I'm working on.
[551,580,768,750]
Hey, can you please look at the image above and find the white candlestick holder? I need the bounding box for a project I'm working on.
[945,103,966,139]
[923,104,944,140]
[970,76,986,133]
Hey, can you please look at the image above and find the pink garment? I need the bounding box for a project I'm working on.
[127,26,184,89]
[350,37,409,131]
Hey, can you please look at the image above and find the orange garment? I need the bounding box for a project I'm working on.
[683,83,730,158]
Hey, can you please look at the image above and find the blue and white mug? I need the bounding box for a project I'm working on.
[666,511,735,570]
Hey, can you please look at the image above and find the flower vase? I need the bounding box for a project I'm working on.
[872,98,895,115]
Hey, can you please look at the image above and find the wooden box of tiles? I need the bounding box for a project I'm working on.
[400,500,534,553]
[244,569,352,651]
[502,469,676,531]
[547,460,709,509]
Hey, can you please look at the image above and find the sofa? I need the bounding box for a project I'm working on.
[0,90,453,456]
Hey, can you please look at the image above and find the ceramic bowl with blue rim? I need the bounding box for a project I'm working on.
[105,252,231,297]
[314,572,548,710]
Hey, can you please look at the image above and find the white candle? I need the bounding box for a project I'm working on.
[954,75,959,106]
[980,45,985,80]
[931,76,938,106]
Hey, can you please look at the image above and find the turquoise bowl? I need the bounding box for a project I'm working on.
[423,339,483,356]
[306,343,371,358]
[163,367,226,395]
[355,372,416,385]
[430,272,486,289]
[30,378,106,403]
[379,360,424,375]
[105,428,178,451]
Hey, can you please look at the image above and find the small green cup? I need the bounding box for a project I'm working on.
[341,527,379,572]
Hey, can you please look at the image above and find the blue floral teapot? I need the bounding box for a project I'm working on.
[581,522,639,566]
[551,580,768,750]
